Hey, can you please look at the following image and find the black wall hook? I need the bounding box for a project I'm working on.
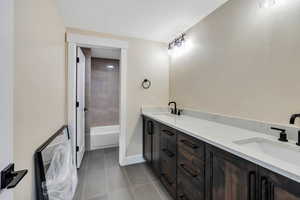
[142,79,151,89]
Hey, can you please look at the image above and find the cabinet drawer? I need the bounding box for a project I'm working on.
[160,156,176,198]
[177,169,204,200]
[161,172,176,199]
[160,124,177,144]
[160,125,177,154]
[161,147,176,162]
[160,139,176,158]
[178,148,204,184]
[178,133,205,160]
[160,151,176,177]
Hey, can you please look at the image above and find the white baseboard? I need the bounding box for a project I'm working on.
[121,154,145,166]
[88,144,119,151]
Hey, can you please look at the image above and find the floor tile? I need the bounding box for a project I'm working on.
[153,180,173,200]
[110,188,135,200]
[87,194,109,200]
[124,164,151,187]
[107,166,130,191]
[133,183,162,200]
[73,148,169,200]
[104,148,119,169]
[142,163,159,181]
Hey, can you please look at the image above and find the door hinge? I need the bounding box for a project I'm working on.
[76,57,80,63]
[76,146,79,152]
[76,101,79,108]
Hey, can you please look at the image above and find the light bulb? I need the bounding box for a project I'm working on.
[106,65,114,69]
[259,0,276,8]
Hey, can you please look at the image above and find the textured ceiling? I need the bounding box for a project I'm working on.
[56,0,228,42]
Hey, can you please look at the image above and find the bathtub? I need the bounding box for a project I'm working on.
[86,125,119,151]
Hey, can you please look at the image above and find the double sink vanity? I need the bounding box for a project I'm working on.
[142,108,300,200]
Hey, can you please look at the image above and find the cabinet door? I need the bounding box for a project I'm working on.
[178,169,204,200]
[151,121,160,176]
[143,117,153,163]
[259,167,300,200]
[160,153,177,199]
[206,145,258,200]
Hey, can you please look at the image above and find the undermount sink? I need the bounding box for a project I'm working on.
[234,137,300,166]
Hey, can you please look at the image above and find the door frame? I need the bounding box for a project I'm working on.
[75,47,86,168]
[66,33,129,166]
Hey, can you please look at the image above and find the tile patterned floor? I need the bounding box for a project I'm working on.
[73,148,173,200]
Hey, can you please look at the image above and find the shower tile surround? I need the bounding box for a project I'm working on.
[141,107,300,141]
[88,58,120,127]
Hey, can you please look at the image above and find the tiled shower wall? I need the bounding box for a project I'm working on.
[88,58,120,127]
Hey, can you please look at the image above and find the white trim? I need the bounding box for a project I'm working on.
[67,33,128,168]
[122,154,145,166]
[67,33,128,49]
[67,43,77,164]
[119,48,127,166]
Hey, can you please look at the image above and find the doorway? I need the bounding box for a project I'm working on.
[81,47,121,153]
[67,33,128,168]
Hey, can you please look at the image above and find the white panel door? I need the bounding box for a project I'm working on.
[76,47,86,168]
[0,0,14,199]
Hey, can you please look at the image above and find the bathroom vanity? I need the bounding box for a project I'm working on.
[142,113,300,200]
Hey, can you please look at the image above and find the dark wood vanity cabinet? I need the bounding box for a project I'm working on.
[259,167,300,200]
[143,117,160,176]
[205,144,258,200]
[143,115,300,200]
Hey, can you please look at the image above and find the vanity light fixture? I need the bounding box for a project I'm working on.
[259,0,276,8]
[168,33,186,51]
[106,65,114,70]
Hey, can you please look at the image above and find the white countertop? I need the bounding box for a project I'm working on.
[142,111,300,183]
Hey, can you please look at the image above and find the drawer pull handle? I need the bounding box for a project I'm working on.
[269,182,274,200]
[261,177,269,200]
[161,173,173,186]
[179,194,189,200]
[147,121,153,135]
[248,171,256,200]
[162,130,175,136]
[162,148,175,158]
[180,139,198,149]
[180,164,198,178]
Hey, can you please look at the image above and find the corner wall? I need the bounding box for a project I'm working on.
[14,0,66,199]
[170,0,300,126]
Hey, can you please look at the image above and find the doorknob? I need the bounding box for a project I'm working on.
[84,108,88,112]
[1,163,28,189]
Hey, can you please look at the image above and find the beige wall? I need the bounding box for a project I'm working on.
[67,28,170,156]
[14,0,66,199]
[170,0,300,125]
